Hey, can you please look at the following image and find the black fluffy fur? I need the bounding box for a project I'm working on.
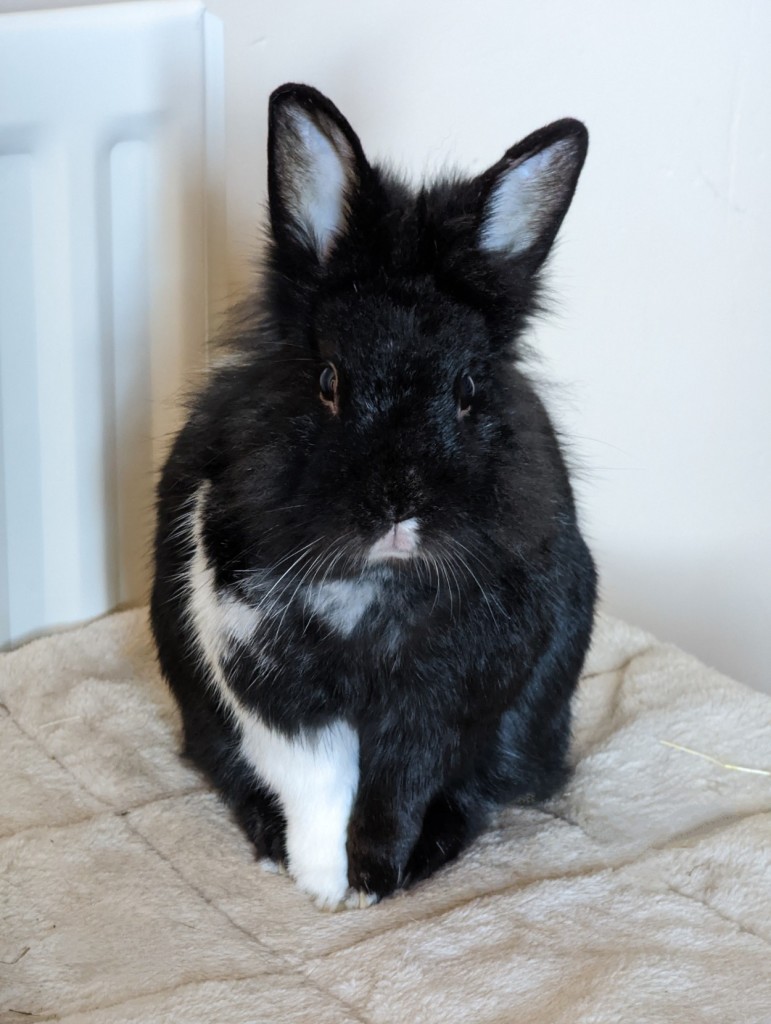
[151,84,597,901]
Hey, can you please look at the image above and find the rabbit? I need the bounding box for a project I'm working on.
[150,83,597,910]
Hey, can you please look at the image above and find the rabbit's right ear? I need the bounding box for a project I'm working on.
[268,84,369,263]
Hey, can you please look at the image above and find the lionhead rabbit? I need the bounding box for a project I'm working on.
[151,83,597,910]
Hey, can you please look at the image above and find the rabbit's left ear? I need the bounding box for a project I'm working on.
[478,118,588,270]
[268,84,369,262]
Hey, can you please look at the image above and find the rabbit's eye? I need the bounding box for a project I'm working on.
[319,364,339,412]
[458,373,475,416]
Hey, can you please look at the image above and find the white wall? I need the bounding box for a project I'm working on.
[2,0,769,692]
[205,0,771,692]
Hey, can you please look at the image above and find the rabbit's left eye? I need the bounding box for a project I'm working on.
[319,363,339,413]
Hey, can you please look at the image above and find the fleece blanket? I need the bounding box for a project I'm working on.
[1,609,770,1024]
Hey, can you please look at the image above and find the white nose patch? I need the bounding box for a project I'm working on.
[368,518,420,562]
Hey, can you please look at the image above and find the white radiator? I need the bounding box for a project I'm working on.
[0,1,224,646]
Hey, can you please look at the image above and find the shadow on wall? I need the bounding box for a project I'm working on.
[598,542,771,694]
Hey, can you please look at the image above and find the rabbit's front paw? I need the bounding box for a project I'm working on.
[285,850,374,911]
[291,857,350,910]
[293,867,377,912]
[347,830,403,901]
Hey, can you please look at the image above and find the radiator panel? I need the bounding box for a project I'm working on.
[0,1,221,645]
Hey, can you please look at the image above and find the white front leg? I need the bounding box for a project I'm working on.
[239,715,360,909]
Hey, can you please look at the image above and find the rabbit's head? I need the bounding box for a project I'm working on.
[219,85,588,577]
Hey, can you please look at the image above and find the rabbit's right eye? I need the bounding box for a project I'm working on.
[457,373,475,417]
[319,364,339,412]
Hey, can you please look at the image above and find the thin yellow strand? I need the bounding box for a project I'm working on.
[660,739,771,777]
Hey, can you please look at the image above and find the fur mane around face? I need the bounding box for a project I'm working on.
[196,86,588,579]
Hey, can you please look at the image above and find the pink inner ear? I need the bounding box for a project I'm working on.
[280,107,354,260]
[479,137,577,257]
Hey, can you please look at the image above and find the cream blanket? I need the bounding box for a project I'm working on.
[1,609,770,1023]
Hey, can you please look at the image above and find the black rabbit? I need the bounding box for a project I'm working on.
[151,83,597,909]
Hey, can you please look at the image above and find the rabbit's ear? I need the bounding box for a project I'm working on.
[478,119,588,269]
[268,84,368,262]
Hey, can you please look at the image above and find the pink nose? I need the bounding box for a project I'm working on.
[368,518,420,562]
[391,521,418,552]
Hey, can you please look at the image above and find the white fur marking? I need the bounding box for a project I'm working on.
[306,579,377,636]
[185,483,359,908]
[186,485,260,680]
[239,715,359,908]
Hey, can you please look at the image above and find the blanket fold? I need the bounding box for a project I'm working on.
[1,610,769,1023]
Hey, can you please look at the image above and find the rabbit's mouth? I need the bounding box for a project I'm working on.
[366,518,420,563]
